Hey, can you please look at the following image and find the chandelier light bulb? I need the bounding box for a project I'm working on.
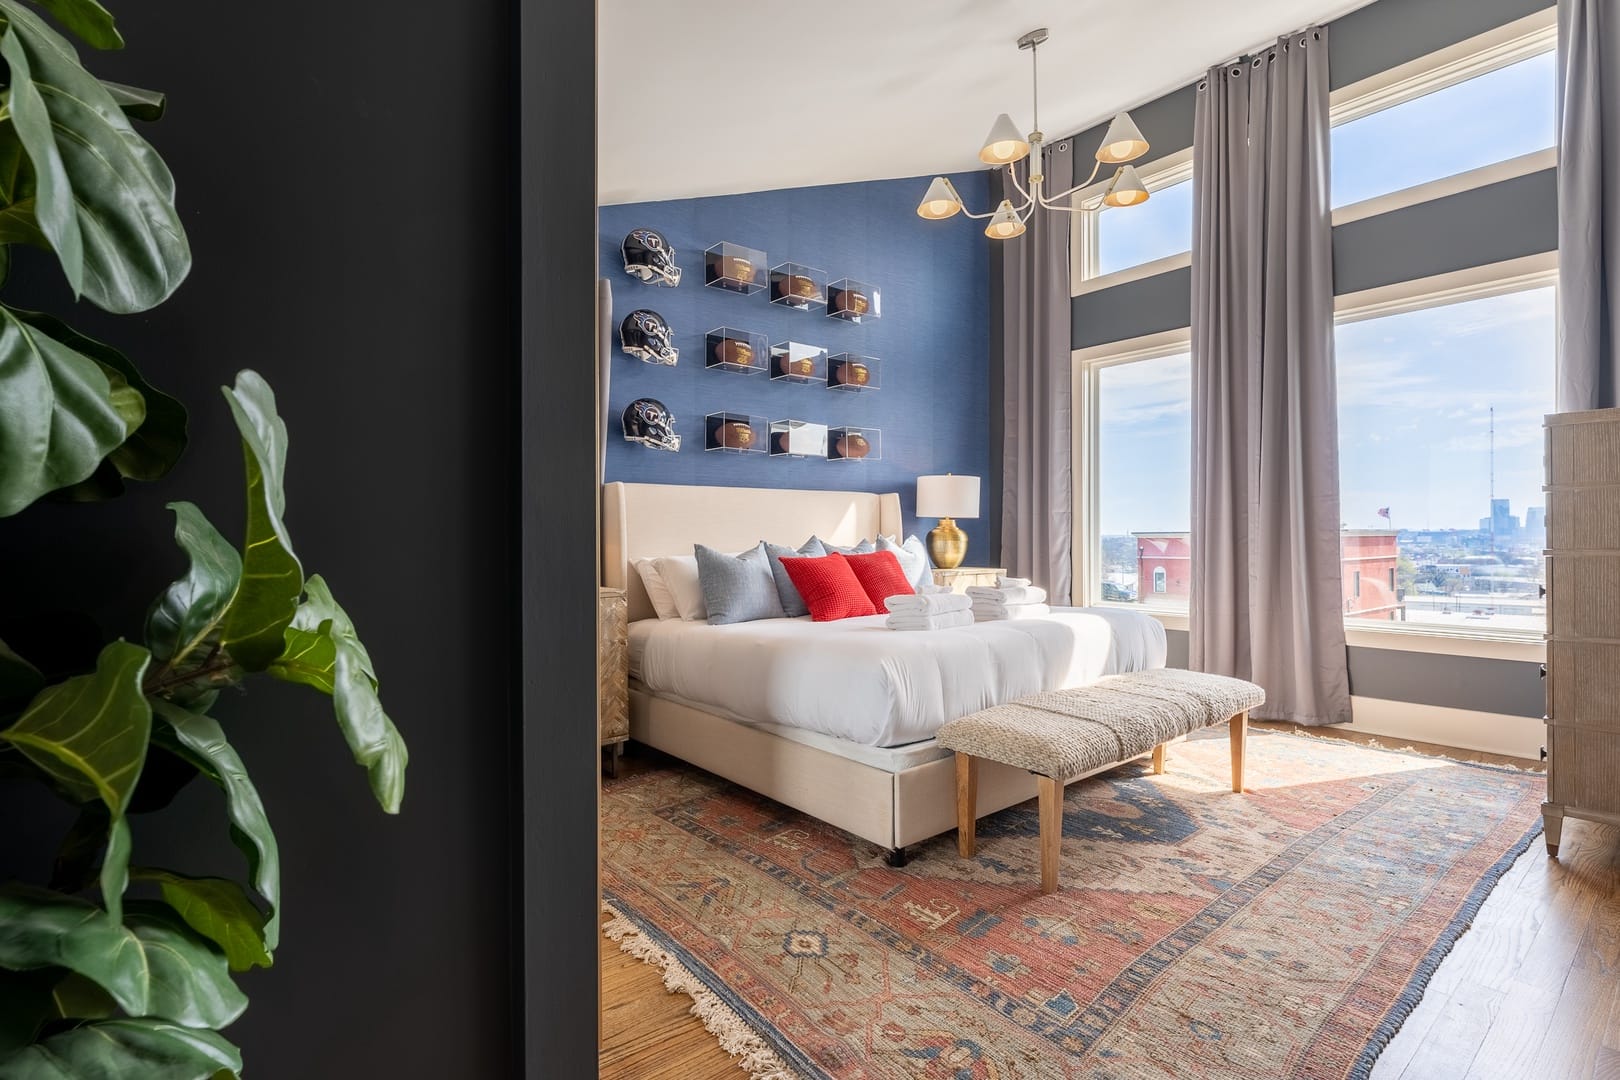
[916,176,964,220]
[1103,165,1150,208]
[978,113,1031,166]
[1096,111,1150,164]
[984,200,1027,239]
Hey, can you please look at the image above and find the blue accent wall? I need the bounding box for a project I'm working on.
[600,171,992,555]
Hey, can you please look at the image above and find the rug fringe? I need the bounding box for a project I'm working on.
[602,902,803,1080]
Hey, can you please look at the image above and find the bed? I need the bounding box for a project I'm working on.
[603,481,1167,859]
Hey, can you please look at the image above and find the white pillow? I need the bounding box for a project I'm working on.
[653,555,708,621]
[633,558,679,620]
[880,534,934,590]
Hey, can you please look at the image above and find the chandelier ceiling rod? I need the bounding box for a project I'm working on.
[915,27,1154,240]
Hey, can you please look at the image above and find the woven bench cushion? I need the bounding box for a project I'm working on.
[936,668,1265,780]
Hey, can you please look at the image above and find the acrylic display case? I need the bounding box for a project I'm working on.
[705,327,769,374]
[705,241,768,294]
[769,262,827,310]
[770,341,828,384]
[704,412,768,453]
[827,278,880,322]
[768,419,829,458]
[827,353,880,392]
[827,426,881,462]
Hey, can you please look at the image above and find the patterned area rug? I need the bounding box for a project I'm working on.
[601,728,1544,1079]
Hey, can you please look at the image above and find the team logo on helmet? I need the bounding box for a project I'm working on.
[622,398,681,452]
[622,228,681,287]
[620,309,678,366]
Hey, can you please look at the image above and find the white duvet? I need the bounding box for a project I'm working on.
[629,607,1167,747]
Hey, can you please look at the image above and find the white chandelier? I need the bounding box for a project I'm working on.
[917,27,1152,239]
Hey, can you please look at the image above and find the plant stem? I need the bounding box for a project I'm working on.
[143,649,235,698]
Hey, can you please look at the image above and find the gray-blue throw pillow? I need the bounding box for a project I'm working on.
[815,536,876,556]
[764,537,826,617]
[880,534,934,590]
[696,542,787,625]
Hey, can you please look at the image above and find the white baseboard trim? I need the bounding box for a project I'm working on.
[1334,696,1544,761]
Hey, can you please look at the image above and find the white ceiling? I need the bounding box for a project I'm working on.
[598,0,1377,206]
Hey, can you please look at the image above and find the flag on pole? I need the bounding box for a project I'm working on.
[1376,507,1390,519]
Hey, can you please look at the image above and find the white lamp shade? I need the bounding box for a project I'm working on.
[978,113,1030,166]
[1096,111,1150,164]
[916,176,963,220]
[916,474,981,519]
[984,199,1026,240]
[1103,164,1150,208]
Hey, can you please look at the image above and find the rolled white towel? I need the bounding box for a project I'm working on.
[886,609,975,631]
[971,602,1052,622]
[996,575,1032,589]
[965,585,1048,606]
[917,583,954,595]
[885,592,972,616]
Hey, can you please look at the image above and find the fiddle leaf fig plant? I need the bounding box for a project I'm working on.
[0,3,409,1076]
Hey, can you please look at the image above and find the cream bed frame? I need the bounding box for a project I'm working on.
[602,480,1128,862]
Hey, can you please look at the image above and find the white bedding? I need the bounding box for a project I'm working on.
[629,607,1167,747]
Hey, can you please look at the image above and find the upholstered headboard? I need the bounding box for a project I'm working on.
[602,481,903,622]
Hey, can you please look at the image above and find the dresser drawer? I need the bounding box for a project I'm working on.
[1547,485,1620,551]
[1547,554,1620,639]
[1548,412,1620,486]
[1548,640,1620,731]
[1547,723,1620,814]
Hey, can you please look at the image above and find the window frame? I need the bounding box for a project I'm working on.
[1068,8,1557,298]
[1071,252,1556,657]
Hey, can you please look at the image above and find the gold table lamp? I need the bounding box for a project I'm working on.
[916,474,981,569]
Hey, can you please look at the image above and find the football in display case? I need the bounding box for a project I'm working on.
[706,327,769,374]
[827,278,880,322]
[704,242,768,294]
[769,263,827,310]
[827,353,880,392]
[704,412,767,453]
[770,342,828,383]
[827,426,881,462]
[769,419,829,458]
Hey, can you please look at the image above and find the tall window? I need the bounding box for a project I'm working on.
[1095,177,1193,277]
[1087,349,1192,610]
[1332,49,1555,208]
[1335,282,1555,634]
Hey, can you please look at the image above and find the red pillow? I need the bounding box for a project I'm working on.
[843,550,916,608]
[778,552,877,621]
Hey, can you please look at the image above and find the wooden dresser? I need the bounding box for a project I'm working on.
[1543,409,1620,855]
[598,587,629,777]
[931,567,1007,594]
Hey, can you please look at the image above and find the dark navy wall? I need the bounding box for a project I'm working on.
[600,171,992,554]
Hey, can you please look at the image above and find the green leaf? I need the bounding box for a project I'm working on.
[100,78,164,121]
[14,311,188,500]
[218,371,303,672]
[0,2,190,312]
[49,802,109,895]
[0,13,81,295]
[50,971,115,1020]
[0,197,49,248]
[0,889,246,1029]
[132,870,270,973]
[145,502,243,666]
[23,0,122,50]
[0,1019,241,1080]
[274,577,407,814]
[150,701,280,952]
[0,304,131,517]
[1,640,150,813]
[97,814,131,924]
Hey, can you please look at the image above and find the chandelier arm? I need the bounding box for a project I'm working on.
[1042,158,1107,204]
[957,205,997,220]
[1004,166,1034,207]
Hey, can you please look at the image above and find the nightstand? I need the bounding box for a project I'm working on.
[931,567,1007,594]
[598,587,628,777]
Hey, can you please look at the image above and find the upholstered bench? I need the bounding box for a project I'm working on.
[936,668,1266,893]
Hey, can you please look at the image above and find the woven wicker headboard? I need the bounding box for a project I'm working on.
[602,481,903,622]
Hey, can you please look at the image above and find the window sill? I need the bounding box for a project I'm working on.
[1095,604,1544,662]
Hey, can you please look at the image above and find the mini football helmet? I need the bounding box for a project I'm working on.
[620,309,678,366]
[623,398,681,452]
[622,228,681,287]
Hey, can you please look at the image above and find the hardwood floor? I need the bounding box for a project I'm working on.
[599,729,1620,1079]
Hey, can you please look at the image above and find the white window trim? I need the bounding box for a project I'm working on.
[1068,8,1556,299]
[1070,252,1558,657]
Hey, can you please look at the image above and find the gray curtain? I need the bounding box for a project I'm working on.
[1558,0,1620,410]
[1189,28,1351,727]
[992,139,1075,603]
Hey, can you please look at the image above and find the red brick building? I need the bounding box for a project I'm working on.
[1131,529,1404,620]
[1341,529,1402,620]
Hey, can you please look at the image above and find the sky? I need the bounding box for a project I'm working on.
[1094,51,1557,539]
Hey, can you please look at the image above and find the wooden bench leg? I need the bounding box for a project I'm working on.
[1037,775,1062,894]
[955,753,978,858]
[1152,743,1166,775]
[1229,711,1247,793]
